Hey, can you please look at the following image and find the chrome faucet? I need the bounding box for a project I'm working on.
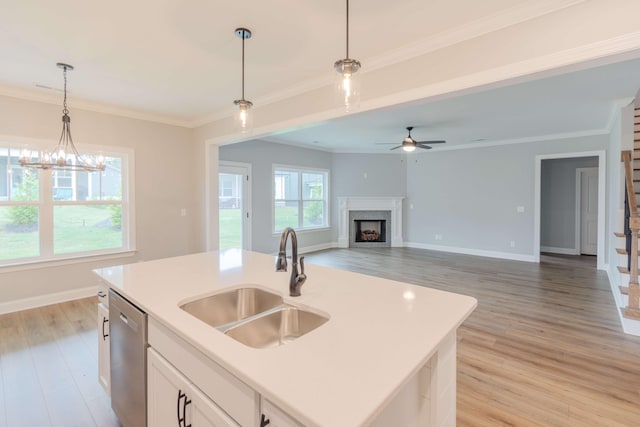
[276,227,307,297]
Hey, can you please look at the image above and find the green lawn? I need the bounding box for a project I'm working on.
[0,205,122,261]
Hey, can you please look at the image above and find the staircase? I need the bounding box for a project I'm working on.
[615,108,640,322]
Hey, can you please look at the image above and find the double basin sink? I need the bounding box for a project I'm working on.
[180,287,328,349]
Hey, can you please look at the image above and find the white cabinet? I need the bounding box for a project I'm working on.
[97,300,110,394]
[148,348,239,427]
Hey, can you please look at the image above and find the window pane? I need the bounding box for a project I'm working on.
[54,205,123,254]
[275,201,299,231]
[102,157,122,200]
[49,156,123,202]
[302,173,324,200]
[303,201,324,228]
[274,170,299,200]
[0,205,39,260]
[8,163,39,202]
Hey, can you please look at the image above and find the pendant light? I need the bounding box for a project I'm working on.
[19,63,105,172]
[334,0,361,111]
[233,28,253,133]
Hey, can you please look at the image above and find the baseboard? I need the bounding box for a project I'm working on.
[299,242,338,255]
[604,263,640,336]
[404,242,536,263]
[0,286,96,315]
[540,246,580,255]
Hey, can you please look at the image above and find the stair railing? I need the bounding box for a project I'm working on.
[621,150,640,318]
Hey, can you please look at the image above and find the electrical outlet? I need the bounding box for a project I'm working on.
[510,240,516,248]
[517,206,525,213]
[435,234,443,241]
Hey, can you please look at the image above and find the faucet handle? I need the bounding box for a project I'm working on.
[299,256,305,275]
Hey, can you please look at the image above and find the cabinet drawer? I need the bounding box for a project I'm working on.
[97,280,109,307]
[149,318,258,427]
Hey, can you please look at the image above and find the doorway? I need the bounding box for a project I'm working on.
[534,151,606,270]
[218,162,251,251]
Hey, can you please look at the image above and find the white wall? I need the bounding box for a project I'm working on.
[0,95,199,311]
[404,135,609,259]
[219,140,333,253]
[541,156,599,252]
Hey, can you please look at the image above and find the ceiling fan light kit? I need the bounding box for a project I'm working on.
[233,27,253,134]
[334,0,361,111]
[19,63,106,172]
[384,126,447,152]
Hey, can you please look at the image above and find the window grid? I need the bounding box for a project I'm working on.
[0,143,131,266]
[273,167,328,233]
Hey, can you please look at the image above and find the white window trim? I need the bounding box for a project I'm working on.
[0,137,136,268]
[272,164,330,234]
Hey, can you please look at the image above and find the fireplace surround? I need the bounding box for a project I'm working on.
[338,197,404,248]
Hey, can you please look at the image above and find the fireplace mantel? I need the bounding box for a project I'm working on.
[338,197,404,248]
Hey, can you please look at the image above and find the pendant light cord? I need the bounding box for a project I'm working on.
[346,0,350,59]
[241,30,246,101]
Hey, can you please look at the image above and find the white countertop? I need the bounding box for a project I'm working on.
[94,250,477,427]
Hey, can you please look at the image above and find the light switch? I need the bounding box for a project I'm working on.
[516,206,525,213]
[180,208,187,217]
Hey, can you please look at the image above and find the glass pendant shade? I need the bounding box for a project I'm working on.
[402,144,416,152]
[233,99,253,134]
[334,58,361,112]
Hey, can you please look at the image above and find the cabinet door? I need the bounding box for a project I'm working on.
[148,348,239,427]
[260,399,302,427]
[97,302,110,394]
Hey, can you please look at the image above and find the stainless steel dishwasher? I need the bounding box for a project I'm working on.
[109,289,148,427]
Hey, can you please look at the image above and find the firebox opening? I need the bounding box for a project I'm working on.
[354,220,387,243]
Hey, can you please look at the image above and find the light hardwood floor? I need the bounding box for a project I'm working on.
[304,248,640,427]
[1,248,639,426]
[0,297,120,427]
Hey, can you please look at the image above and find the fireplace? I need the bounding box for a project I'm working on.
[338,197,404,248]
[349,210,391,248]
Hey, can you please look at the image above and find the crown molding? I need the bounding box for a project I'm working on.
[0,84,193,128]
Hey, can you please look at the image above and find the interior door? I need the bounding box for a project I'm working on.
[219,162,251,251]
[580,168,598,255]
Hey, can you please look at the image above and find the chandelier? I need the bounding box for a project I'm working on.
[19,63,105,172]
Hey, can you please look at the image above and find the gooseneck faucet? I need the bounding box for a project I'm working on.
[276,227,307,296]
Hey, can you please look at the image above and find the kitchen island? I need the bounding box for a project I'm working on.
[94,250,476,427]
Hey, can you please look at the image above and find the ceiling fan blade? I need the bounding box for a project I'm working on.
[417,145,432,150]
[389,146,402,150]
[415,140,446,144]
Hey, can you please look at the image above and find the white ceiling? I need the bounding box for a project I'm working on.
[2,1,639,153]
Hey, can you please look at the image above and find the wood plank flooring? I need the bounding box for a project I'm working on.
[303,248,640,427]
[1,249,639,426]
[0,297,120,427]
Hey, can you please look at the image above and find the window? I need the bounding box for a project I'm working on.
[0,144,133,266]
[273,166,328,232]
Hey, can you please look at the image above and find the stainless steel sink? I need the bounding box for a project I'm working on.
[224,306,329,349]
[180,287,283,327]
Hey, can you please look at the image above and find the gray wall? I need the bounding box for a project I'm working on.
[405,134,609,257]
[219,140,333,253]
[540,157,599,252]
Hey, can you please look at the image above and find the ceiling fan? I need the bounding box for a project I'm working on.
[379,126,446,152]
